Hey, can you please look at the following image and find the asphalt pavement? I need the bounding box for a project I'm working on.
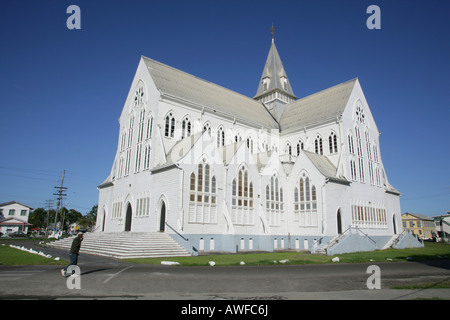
[1,240,450,301]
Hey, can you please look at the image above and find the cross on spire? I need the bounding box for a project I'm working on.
[271,24,275,42]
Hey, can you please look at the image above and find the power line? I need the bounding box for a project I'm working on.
[0,165,61,176]
[0,172,58,182]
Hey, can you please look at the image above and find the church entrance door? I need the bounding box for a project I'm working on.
[159,202,166,232]
[102,210,106,232]
[125,203,132,232]
[337,209,342,234]
[393,215,397,234]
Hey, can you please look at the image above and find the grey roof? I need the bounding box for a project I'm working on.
[142,56,279,129]
[0,201,33,210]
[402,213,434,221]
[254,41,296,99]
[385,182,401,195]
[303,151,348,183]
[279,78,357,132]
[97,175,113,189]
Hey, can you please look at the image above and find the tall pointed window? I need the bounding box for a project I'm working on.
[296,139,304,156]
[125,116,134,176]
[164,112,175,138]
[315,135,323,155]
[266,174,284,226]
[285,142,292,156]
[246,136,254,153]
[135,109,146,173]
[117,130,127,179]
[137,110,145,143]
[348,131,357,181]
[329,132,338,154]
[143,145,151,170]
[146,115,153,139]
[189,163,217,224]
[181,116,191,139]
[293,174,318,227]
[348,133,355,154]
[355,126,364,182]
[350,159,357,181]
[262,78,269,91]
[231,166,254,225]
[235,132,242,143]
[135,144,142,173]
[203,122,211,136]
[217,126,225,147]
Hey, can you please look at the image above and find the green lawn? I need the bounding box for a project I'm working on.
[0,241,448,267]
[124,242,450,266]
[0,244,67,266]
[391,279,450,290]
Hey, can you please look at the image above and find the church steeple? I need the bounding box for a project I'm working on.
[254,27,297,121]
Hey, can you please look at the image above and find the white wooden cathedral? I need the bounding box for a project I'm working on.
[95,35,418,255]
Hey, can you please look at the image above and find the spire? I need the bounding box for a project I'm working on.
[254,29,297,102]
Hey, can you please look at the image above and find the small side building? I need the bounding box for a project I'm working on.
[401,212,436,240]
[433,212,450,242]
[0,201,33,235]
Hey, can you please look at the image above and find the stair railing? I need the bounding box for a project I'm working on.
[165,222,189,242]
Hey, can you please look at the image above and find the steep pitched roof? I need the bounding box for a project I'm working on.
[279,78,357,132]
[303,151,349,184]
[254,41,296,100]
[142,56,279,129]
[0,201,33,210]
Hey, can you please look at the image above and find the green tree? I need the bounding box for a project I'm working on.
[64,208,82,227]
[28,208,46,229]
[78,205,97,230]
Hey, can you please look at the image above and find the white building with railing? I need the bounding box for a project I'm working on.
[95,36,421,254]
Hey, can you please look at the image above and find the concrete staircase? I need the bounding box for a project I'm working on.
[46,232,191,259]
[315,234,342,255]
[381,234,400,250]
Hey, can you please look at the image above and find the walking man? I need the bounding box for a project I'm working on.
[61,232,83,277]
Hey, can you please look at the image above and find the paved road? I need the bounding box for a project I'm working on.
[1,242,450,301]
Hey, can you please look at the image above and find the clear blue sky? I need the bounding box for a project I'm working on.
[0,0,448,216]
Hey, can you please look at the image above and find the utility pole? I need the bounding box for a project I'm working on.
[44,199,54,232]
[53,170,68,233]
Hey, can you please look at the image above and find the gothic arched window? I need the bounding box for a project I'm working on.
[231,166,254,225]
[189,163,217,224]
[315,135,323,155]
[181,116,191,139]
[329,132,338,154]
[217,126,225,147]
[293,174,318,226]
[164,112,175,138]
[266,174,284,226]
[296,139,304,156]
